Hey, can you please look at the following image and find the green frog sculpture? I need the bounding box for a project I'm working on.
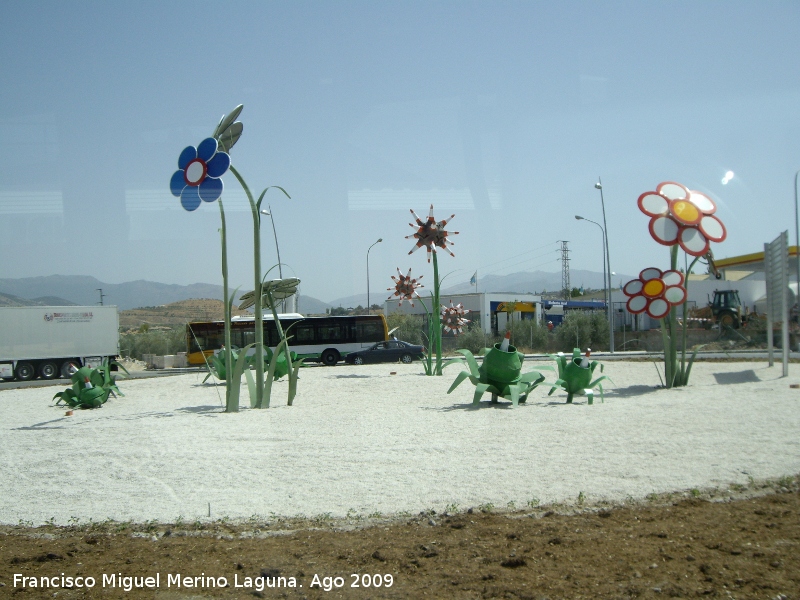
[446,332,551,406]
[548,348,611,405]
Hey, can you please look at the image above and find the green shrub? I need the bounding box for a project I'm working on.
[449,325,496,355]
[509,319,550,352]
[554,312,609,352]
[386,312,425,345]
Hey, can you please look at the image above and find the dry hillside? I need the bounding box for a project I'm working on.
[119,299,249,330]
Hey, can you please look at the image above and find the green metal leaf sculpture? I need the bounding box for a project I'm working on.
[445,343,551,407]
[203,347,238,383]
[203,345,289,382]
[213,104,244,153]
[53,359,129,410]
[243,338,303,408]
[239,278,300,310]
[237,277,303,407]
[547,348,612,405]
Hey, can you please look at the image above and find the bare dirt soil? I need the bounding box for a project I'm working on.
[2,481,798,599]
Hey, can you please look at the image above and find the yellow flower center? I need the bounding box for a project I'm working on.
[671,200,700,223]
[643,279,665,298]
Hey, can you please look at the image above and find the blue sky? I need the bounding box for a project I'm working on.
[1,1,799,303]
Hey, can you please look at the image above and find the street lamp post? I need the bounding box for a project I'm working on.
[260,206,287,311]
[574,215,608,310]
[794,170,800,299]
[367,238,383,314]
[594,178,614,352]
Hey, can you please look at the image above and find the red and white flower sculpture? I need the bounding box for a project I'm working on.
[441,300,470,335]
[637,181,726,256]
[387,268,424,307]
[622,268,687,319]
[406,205,458,262]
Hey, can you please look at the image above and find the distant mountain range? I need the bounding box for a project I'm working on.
[0,270,628,314]
[0,275,331,314]
[0,291,78,307]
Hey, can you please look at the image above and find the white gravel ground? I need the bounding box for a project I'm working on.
[2,360,799,526]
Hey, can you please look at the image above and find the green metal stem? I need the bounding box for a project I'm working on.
[219,200,235,412]
[660,317,672,388]
[265,289,296,405]
[677,253,703,386]
[229,165,265,408]
[663,245,680,387]
[415,295,434,375]
[433,252,443,375]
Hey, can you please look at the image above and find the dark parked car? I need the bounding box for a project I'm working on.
[345,340,425,365]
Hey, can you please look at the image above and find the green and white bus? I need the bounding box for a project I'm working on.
[187,313,389,366]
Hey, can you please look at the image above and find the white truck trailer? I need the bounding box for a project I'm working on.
[0,306,119,381]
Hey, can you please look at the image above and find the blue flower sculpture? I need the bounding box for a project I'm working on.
[170,137,231,211]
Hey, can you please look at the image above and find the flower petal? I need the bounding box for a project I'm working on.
[679,227,710,256]
[647,298,671,319]
[649,216,680,246]
[627,295,647,314]
[638,192,669,217]
[639,267,662,281]
[623,279,643,296]
[197,137,218,161]
[664,285,687,305]
[178,146,196,170]
[656,181,689,201]
[206,151,231,178]
[698,214,726,242]
[170,170,186,197]
[688,190,716,214]
[180,185,202,211]
[199,176,223,203]
[661,270,684,286]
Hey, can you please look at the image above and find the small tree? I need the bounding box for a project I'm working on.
[386,312,425,345]
[510,319,549,352]
[554,312,610,352]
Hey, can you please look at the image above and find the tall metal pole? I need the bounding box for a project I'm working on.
[575,215,607,309]
[794,169,799,303]
[367,238,382,314]
[261,206,285,311]
[595,178,614,352]
[559,241,571,300]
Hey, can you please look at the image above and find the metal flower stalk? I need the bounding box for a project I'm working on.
[404,206,458,376]
[171,104,292,410]
[219,200,233,409]
[228,162,290,408]
[170,110,237,411]
[632,182,727,388]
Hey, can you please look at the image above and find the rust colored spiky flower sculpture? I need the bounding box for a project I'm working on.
[441,300,470,335]
[393,205,458,375]
[388,267,424,307]
[406,205,458,262]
